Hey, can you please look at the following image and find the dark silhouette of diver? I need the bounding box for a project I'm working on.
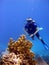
[24,18,49,50]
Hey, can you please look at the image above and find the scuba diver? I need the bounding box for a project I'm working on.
[24,18,49,50]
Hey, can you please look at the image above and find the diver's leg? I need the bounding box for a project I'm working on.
[36,33,45,44]
[36,33,49,49]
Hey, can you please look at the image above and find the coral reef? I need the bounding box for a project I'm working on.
[36,56,48,65]
[42,56,49,64]
[0,35,37,65]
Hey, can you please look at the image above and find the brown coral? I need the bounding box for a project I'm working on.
[1,34,37,65]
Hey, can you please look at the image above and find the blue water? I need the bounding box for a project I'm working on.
[0,0,49,56]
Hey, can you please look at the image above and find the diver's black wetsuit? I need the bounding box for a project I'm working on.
[25,22,46,44]
[25,22,39,38]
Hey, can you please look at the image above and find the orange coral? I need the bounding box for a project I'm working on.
[1,34,37,65]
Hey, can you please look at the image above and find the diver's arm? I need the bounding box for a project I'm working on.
[25,30,29,35]
[30,27,43,37]
[33,27,39,35]
[24,28,29,36]
[30,29,38,37]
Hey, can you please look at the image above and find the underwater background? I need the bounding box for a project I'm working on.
[0,0,49,57]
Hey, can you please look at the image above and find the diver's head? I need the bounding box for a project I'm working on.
[26,18,35,23]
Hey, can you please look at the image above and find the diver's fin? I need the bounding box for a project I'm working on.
[43,43,49,50]
[40,39,49,50]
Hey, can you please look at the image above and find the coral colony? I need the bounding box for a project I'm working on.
[0,35,37,65]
